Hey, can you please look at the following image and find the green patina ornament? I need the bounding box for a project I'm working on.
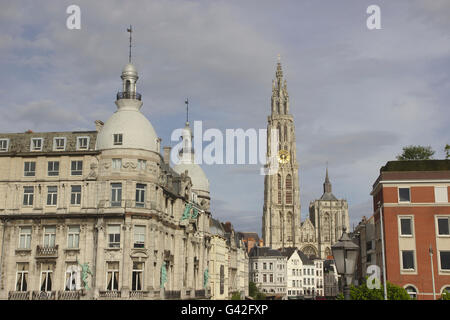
[181,204,192,221]
[160,262,167,289]
[203,268,209,289]
[77,259,93,290]
[191,207,199,219]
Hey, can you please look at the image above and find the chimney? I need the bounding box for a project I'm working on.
[95,120,104,132]
[163,146,171,165]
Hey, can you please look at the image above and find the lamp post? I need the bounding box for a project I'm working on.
[429,245,436,300]
[331,228,359,300]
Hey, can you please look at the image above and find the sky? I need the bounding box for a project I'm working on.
[0,0,449,235]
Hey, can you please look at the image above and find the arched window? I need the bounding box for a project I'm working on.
[286,212,293,241]
[284,102,287,114]
[126,80,131,92]
[405,285,417,299]
[286,174,292,204]
[277,101,280,114]
[277,174,282,204]
[277,124,281,142]
[284,125,288,141]
[279,212,283,241]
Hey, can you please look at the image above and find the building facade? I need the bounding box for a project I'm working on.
[248,246,286,297]
[262,60,349,259]
[0,62,215,300]
[323,259,339,298]
[369,160,450,299]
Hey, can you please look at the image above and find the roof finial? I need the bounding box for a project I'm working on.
[185,98,189,125]
[277,53,281,63]
[127,25,133,63]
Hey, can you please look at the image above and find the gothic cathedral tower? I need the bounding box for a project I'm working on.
[262,59,301,250]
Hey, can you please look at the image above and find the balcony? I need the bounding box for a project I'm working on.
[36,245,58,259]
[129,291,149,299]
[165,290,181,299]
[8,291,30,300]
[117,91,141,101]
[99,290,121,298]
[32,291,56,300]
[58,290,81,300]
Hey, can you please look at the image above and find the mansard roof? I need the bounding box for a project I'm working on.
[249,246,282,258]
[0,130,98,155]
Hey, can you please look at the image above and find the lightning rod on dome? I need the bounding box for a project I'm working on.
[127,25,133,63]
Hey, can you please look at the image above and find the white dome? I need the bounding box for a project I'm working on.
[174,162,210,192]
[122,63,138,77]
[96,108,159,152]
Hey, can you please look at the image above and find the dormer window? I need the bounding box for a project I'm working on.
[113,134,123,145]
[53,137,66,151]
[76,137,89,150]
[0,139,9,152]
[31,138,43,151]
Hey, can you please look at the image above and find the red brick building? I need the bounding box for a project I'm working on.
[370,160,450,299]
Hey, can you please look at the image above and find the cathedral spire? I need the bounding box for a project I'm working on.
[276,54,283,83]
[323,165,332,194]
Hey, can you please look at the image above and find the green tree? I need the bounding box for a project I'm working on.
[248,281,266,300]
[397,145,435,160]
[349,279,411,300]
[445,144,450,160]
[441,290,450,300]
[231,291,241,300]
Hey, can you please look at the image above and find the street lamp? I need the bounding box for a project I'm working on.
[331,228,359,300]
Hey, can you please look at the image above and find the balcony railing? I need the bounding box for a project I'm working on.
[116,91,142,101]
[99,290,121,298]
[36,245,58,258]
[32,291,56,300]
[58,290,81,300]
[130,291,149,299]
[165,290,181,299]
[8,291,30,300]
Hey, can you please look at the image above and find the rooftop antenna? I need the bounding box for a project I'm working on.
[185,98,189,124]
[127,25,133,63]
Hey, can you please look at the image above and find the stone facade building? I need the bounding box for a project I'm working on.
[262,60,350,259]
[0,62,215,300]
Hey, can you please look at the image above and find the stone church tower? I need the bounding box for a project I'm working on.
[309,168,350,259]
[262,59,350,260]
[262,58,301,250]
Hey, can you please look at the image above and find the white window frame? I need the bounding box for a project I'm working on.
[18,226,32,249]
[46,186,58,206]
[106,262,120,291]
[0,138,9,152]
[398,215,414,237]
[23,186,34,206]
[67,225,80,249]
[435,186,448,203]
[135,184,146,208]
[113,133,123,146]
[112,158,122,170]
[108,225,121,248]
[398,187,411,203]
[439,251,450,273]
[76,136,90,151]
[400,250,416,272]
[40,265,53,292]
[15,263,29,292]
[111,183,122,207]
[132,262,144,291]
[47,161,59,176]
[53,137,66,151]
[133,225,146,248]
[24,161,36,177]
[71,160,83,176]
[137,159,146,171]
[30,138,43,151]
[70,185,82,205]
[43,226,56,248]
[436,215,450,237]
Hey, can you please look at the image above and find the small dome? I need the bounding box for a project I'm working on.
[122,63,138,78]
[174,162,210,192]
[96,109,159,152]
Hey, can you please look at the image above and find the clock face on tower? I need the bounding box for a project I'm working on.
[278,149,290,164]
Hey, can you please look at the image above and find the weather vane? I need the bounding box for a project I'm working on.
[127,25,133,63]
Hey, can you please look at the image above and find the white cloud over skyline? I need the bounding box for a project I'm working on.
[0,0,449,234]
